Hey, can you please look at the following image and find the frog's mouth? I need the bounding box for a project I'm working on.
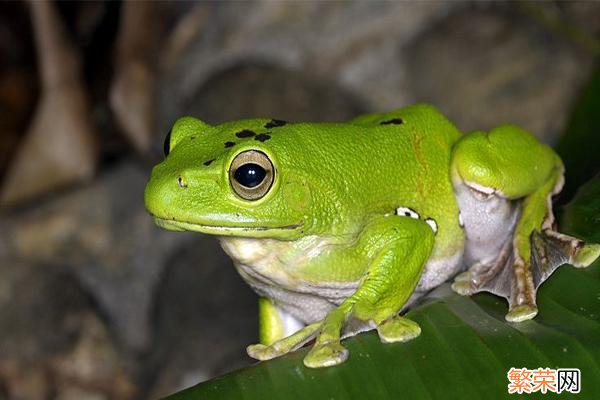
[153,217,304,236]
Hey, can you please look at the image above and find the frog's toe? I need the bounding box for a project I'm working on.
[451,272,475,295]
[505,304,538,322]
[453,271,471,282]
[303,342,348,368]
[247,343,280,361]
[572,243,600,268]
[377,316,421,343]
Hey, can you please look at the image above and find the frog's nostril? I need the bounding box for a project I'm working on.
[177,176,187,188]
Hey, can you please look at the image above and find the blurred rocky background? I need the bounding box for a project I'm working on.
[0,1,598,399]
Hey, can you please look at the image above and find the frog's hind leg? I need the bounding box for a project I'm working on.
[451,125,600,322]
[505,170,600,321]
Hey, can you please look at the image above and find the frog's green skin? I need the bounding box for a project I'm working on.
[144,104,600,368]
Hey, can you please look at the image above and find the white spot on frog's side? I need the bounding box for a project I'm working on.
[458,212,464,227]
[424,218,438,234]
[396,206,437,234]
[396,206,419,219]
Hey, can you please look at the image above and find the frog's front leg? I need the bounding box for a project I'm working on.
[451,125,600,322]
[303,216,435,368]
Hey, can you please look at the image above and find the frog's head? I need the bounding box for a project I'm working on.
[144,116,347,240]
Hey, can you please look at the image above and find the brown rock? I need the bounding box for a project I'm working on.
[147,241,257,398]
[520,1,600,51]
[155,1,457,142]
[0,262,136,400]
[2,162,190,353]
[50,314,137,400]
[406,5,593,144]
[563,1,600,39]
[184,63,365,124]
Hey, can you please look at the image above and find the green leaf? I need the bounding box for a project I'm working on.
[166,177,600,400]
[561,176,600,244]
[556,64,600,202]
[560,176,600,280]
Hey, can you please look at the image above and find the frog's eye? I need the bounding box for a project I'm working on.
[229,150,274,200]
[163,129,172,157]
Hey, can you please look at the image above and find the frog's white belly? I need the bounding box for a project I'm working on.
[219,235,463,326]
[219,236,358,325]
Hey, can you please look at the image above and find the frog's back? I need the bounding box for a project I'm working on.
[350,103,462,146]
[348,104,464,256]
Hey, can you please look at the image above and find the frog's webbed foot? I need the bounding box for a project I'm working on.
[452,229,600,322]
[377,315,421,343]
[247,322,321,361]
[451,239,513,297]
[302,301,424,368]
[537,230,600,270]
[303,341,349,368]
[302,310,421,368]
[507,229,599,322]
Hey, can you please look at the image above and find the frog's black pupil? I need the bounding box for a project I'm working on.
[234,163,266,188]
[163,129,172,157]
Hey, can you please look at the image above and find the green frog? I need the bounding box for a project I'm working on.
[144,104,599,368]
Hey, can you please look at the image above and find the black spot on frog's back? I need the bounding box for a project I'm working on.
[254,133,271,142]
[203,159,215,166]
[235,129,256,138]
[380,118,403,125]
[264,119,287,129]
[224,141,235,148]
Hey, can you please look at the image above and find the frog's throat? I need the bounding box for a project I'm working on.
[153,217,304,236]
